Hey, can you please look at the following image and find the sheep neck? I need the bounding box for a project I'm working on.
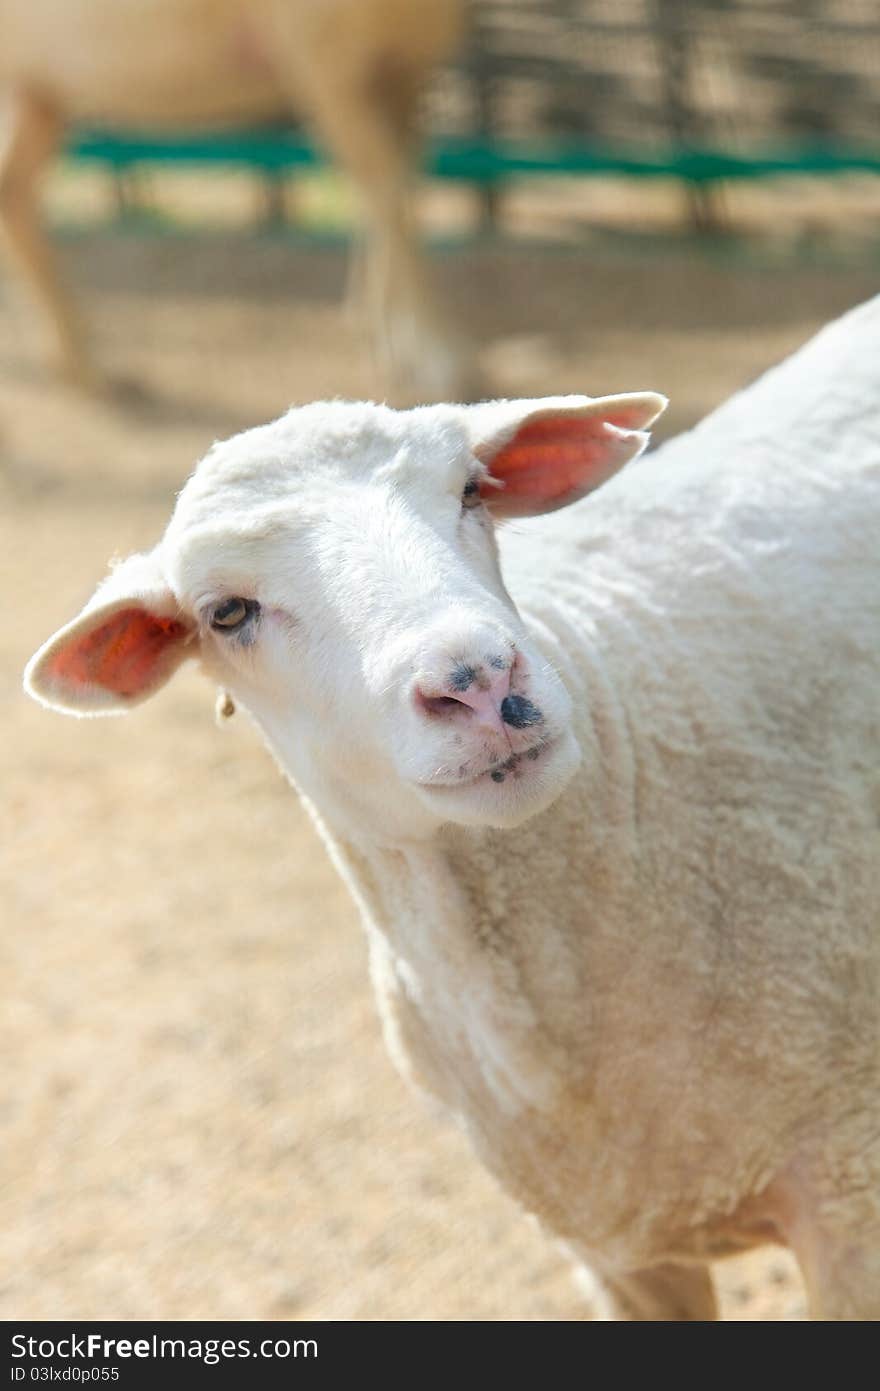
[311,821,569,1119]
[300,618,632,1126]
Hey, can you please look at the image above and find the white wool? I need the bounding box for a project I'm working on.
[24,302,880,1318]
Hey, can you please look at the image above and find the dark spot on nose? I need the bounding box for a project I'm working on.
[487,654,508,671]
[490,769,506,783]
[500,694,543,729]
[449,662,477,692]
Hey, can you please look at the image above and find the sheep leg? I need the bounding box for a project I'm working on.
[579,1261,719,1320]
[0,89,97,389]
[285,59,477,403]
[788,1205,880,1319]
[765,1143,880,1319]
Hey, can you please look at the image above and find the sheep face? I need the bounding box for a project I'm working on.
[25,393,665,842]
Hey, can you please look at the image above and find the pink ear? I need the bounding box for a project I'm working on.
[46,607,190,699]
[470,392,667,518]
[26,602,193,714]
[25,549,196,716]
[479,414,644,513]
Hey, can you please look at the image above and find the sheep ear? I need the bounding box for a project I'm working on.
[466,392,667,518]
[24,552,196,716]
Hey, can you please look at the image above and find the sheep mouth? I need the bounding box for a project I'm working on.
[480,738,557,787]
[422,735,557,790]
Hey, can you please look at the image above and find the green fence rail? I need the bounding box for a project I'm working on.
[69,129,880,185]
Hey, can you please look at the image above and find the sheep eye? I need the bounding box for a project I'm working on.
[462,478,482,509]
[211,597,259,631]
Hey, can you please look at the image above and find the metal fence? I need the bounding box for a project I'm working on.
[69,2,880,209]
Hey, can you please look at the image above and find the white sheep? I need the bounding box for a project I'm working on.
[0,0,467,400]
[25,295,880,1319]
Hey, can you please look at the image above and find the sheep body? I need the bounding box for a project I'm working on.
[322,300,880,1313]
[1,0,460,129]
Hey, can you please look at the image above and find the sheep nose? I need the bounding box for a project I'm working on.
[414,656,515,735]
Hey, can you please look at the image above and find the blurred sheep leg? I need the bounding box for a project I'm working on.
[796,1233,880,1320]
[285,23,476,402]
[782,1167,880,1320]
[578,1260,719,1320]
[0,89,97,389]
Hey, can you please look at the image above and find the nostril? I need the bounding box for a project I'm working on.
[500,693,543,729]
[418,692,468,719]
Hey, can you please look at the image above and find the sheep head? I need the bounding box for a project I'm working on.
[25,393,666,842]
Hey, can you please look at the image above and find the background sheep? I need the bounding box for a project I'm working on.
[0,0,467,401]
[24,295,880,1319]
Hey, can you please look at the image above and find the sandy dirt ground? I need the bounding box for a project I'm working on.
[2,210,877,1320]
